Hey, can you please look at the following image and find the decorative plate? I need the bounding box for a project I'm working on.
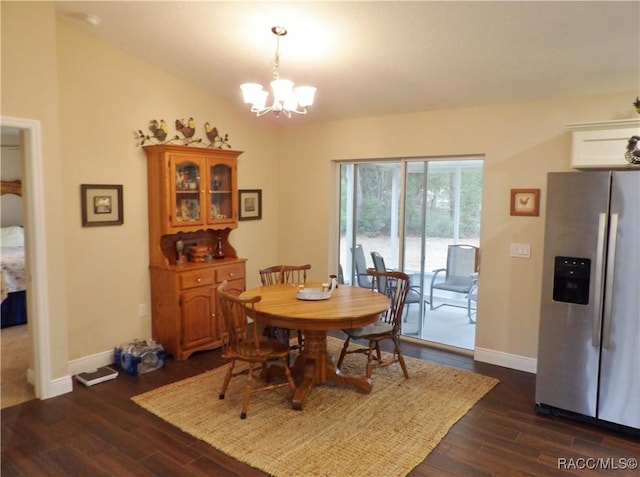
[296,287,333,301]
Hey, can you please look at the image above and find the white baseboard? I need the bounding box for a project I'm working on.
[68,349,116,377]
[25,367,73,399]
[29,350,116,400]
[48,375,74,398]
[474,347,537,374]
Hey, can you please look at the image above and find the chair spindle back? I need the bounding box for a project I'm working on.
[282,264,311,284]
[259,265,284,286]
[217,281,261,353]
[367,268,410,331]
[259,264,311,286]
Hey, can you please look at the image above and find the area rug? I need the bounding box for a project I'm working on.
[132,337,498,477]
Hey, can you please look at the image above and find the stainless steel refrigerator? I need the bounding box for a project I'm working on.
[536,170,639,433]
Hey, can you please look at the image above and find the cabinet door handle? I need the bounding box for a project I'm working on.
[229,272,234,277]
[197,277,202,283]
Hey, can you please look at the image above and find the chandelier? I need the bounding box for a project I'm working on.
[240,26,316,118]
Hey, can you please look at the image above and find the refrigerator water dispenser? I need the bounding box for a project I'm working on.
[552,256,591,305]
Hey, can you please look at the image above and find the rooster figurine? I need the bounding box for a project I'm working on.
[205,122,219,143]
[625,135,640,165]
[175,118,196,139]
[634,97,640,115]
[149,119,168,142]
[136,118,173,145]
[205,121,232,149]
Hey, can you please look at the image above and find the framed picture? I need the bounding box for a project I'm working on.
[510,188,540,217]
[238,189,262,221]
[81,184,124,226]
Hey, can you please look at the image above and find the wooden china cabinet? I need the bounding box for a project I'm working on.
[143,144,246,360]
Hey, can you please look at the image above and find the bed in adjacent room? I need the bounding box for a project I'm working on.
[1,180,27,328]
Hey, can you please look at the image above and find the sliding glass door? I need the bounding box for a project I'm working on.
[339,157,483,350]
[340,162,402,287]
[402,160,482,346]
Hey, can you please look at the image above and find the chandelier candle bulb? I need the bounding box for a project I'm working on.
[240,84,262,103]
[295,86,317,107]
[271,79,293,101]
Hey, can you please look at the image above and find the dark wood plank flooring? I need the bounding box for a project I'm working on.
[2,333,638,476]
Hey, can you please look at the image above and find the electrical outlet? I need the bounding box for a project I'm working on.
[138,304,148,317]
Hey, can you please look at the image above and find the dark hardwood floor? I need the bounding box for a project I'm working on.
[2,333,638,476]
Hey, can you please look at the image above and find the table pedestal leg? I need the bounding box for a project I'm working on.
[290,330,372,410]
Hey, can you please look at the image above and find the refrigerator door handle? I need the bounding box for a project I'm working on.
[602,213,618,350]
[592,213,607,348]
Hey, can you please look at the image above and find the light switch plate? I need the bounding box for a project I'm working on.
[510,243,531,258]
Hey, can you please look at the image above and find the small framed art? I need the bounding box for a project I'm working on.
[510,188,540,217]
[81,184,124,226]
[238,189,262,221]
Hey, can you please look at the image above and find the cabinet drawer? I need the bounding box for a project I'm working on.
[215,263,245,283]
[180,270,214,289]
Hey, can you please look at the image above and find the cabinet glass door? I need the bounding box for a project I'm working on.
[173,159,203,226]
[208,162,233,225]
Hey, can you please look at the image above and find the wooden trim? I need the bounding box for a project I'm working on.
[1,180,22,196]
[510,188,540,217]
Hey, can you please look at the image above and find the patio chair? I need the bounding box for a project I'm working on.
[337,269,410,379]
[216,281,295,419]
[429,244,479,323]
[351,244,372,288]
[370,251,428,322]
[259,264,311,351]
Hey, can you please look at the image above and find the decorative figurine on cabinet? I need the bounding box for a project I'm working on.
[176,238,185,264]
[214,236,226,259]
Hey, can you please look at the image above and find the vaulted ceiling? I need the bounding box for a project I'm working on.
[55,1,640,123]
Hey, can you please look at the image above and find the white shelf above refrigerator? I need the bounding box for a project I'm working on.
[567,118,640,169]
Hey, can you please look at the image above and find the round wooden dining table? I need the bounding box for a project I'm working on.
[240,283,390,410]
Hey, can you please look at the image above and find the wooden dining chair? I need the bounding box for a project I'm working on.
[282,264,311,285]
[336,268,410,379]
[371,251,429,323]
[258,265,283,286]
[258,264,311,352]
[216,281,296,419]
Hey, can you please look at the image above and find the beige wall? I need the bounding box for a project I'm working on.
[2,3,636,384]
[2,1,70,380]
[2,4,280,374]
[54,22,281,360]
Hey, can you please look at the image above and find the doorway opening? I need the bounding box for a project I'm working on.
[1,127,33,407]
[338,157,483,351]
[1,116,52,402]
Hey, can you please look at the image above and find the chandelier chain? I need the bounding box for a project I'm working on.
[272,33,281,81]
